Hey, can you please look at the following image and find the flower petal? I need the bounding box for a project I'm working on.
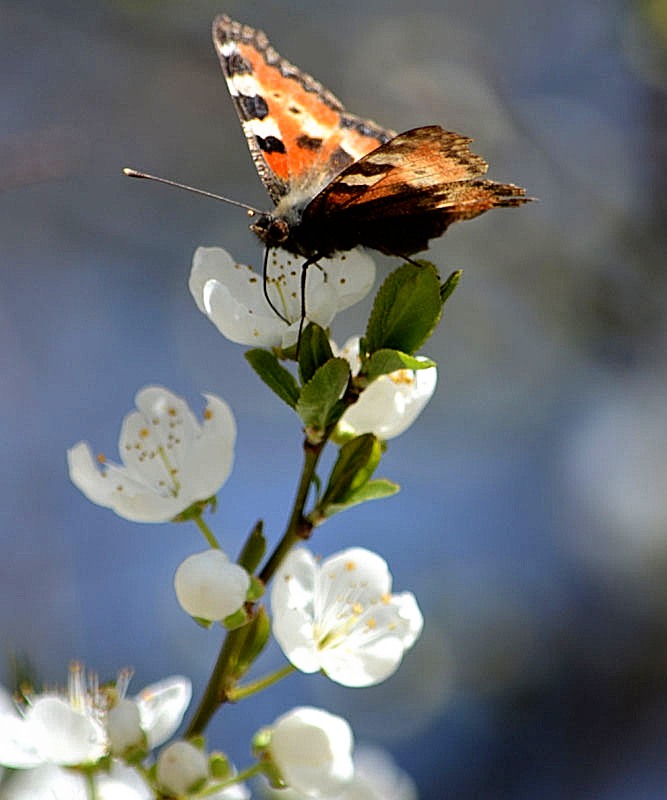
[135,676,192,748]
[27,697,107,765]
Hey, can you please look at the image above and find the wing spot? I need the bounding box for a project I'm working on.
[256,135,286,154]
[238,93,269,120]
[296,134,323,151]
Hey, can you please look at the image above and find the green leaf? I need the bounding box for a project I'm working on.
[296,357,350,436]
[363,348,436,382]
[441,269,462,303]
[298,322,334,384]
[323,478,400,518]
[245,349,300,408]
[320,434,379,508]
[365,262,443,355]
[237,520,266,573]
[234,606,271,677]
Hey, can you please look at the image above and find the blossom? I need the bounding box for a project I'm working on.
[0,762,152,800]
[156,740,208,795]
[271,547,423,687]
[174,549,250,621]
[68,385,236,522]
[268,706,354,798]
[261,744,418,800]
[189,246,375,348]
[155,742,250,799]
[335,337,437,439]
[0,665,191,769]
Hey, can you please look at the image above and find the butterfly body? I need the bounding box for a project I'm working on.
[213,15,529,262]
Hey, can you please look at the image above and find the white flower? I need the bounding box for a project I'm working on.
[174,549,250,621]
[0,666,191,769]
[271,547,423,687]
[269,706,354,798]
[156,740,208,795]
[261,744,418,800]
[114,674,192,754]
[0,762,152,800]
[335,337,437,439]
[189,246,375,349]
[68,385,236,522]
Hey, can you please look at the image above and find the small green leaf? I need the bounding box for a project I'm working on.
[323,478,400,518]
[296,357,350,435]
[363,348,436,382]
[441,269,462,303]
[237,520,266,573]
[320,434,378,508]
[246,575,265,602]
[222,608,248,630]
[298,322,334,384]
[234,606,271,677]
[245,349,300,408]
[365,262,443,355]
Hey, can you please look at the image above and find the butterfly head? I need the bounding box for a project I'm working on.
[249,213,291,250]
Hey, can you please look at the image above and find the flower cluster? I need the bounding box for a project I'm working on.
[6,235,452,798]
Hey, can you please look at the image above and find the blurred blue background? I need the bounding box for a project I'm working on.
[1,0,666,796]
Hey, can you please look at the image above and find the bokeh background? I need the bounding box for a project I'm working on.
[2,0,666,796]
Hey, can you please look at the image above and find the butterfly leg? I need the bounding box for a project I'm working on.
[296,254,325,359]
[262,247,290,323]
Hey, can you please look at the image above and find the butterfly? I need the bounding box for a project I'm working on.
[213,14,530,271]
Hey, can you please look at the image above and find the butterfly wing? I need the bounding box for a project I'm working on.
[301,126,529,255]
[213,15,395,205]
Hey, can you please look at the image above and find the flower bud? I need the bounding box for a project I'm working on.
[156,740,208,795]
[175,549,250,621]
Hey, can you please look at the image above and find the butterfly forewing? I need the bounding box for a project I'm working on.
[213,15,394,206]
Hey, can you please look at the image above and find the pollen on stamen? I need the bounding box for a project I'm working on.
[390,369,415,386]
[168,407,177,417]
[204,408,213,420]
[139,427,150,439]
[344,560,357,572]
[381,592,391,604]
[366,618,377,629]
[97,453,107,464]
[352,602,364,615]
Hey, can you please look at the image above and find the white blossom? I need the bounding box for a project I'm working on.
[68,385,236,523]
[269,706,354,798]
[335,337,437,439]
[156,740,208,795]
[271,547,423,687]
[189,246,375,349]
[174,549,250,621]
[0,666,190,770]
[0,762,152,800]
[261,744,418,800]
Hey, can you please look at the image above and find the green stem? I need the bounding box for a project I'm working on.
[197,763,264,797]
[194,514,221,548]
[227,662,296,702]
[83,770,97,800]
[184,621,250,737]
[258,440,323,584]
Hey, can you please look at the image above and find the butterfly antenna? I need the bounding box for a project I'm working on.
[261,248,290,324]
[123,168,262,216]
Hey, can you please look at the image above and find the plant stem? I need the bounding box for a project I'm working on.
[184,438,324,737]
[258,439,323,584]
[194,514,221,548]
[227,662,296,701]
[184,620,250,736]
[197,763,264,796]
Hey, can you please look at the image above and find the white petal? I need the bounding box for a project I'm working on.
[106,699,143,755]
[174,550,250,621]
[0,713,44,767]
[270,707,354,798]
[26,697,107,765]
[339,359,437,439]
[135,676,192,748]
[97,763,153,800]
[190,247,285,346]
[0,764,87,800]
[318,548,393,602]
[156,740,208,795]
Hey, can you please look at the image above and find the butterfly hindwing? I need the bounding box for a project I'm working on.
[300,126,528,255]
